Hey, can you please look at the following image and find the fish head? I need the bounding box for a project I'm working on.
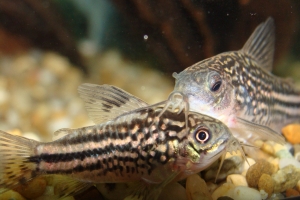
[180,113,234,174]
[172,55,236,123]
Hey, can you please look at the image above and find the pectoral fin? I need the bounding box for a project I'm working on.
[52,175,92,199]
[125,171,180,200]
[235,117,285,145]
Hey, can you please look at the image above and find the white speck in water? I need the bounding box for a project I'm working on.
[144,35,148,40]
[227,13,229,16]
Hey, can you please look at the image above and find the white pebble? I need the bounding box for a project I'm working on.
[225,186,261,200]
[279,158,300,169]
[259,190,268,200]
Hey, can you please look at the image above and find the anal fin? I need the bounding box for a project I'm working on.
[52,175,92,199]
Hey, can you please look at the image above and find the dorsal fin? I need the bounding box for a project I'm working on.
[241,17,275,71]
[78,83,148,124]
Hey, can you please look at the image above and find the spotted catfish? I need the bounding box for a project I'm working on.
[167,17,291,145]
[0,84,240,199]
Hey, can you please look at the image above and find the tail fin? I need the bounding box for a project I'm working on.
[0,130,40,192]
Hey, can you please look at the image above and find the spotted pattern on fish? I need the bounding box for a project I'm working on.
[172,18,300,133]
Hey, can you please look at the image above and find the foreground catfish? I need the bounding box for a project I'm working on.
[0,84,241,199]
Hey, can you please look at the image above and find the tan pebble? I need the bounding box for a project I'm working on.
[186,174,212,200]
[158,182,187,200]
[13,177,47,199]
[268,158,279,173]
[282,124,300,144]
[226,174,248,186]
[286,188,300,197]
[241,157,256,176]
[206,182,218,194]
[258,173,274,197]
[211,183,235,200]
[272,164,300,193]
[261,141,275,155]
[246,159,274,188]
[0,190,26,200]
[273,143,285,153]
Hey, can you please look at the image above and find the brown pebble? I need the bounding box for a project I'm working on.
[282,124,300,144]
[13,177,47,199]
[258,173,274,197]
[186,174,212,200]
[246,159,274,188]
[286,188,300,197]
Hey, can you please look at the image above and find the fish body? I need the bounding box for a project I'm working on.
[171,17,296,144]
[0,84,237,199]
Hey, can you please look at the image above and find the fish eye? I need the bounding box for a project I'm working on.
[209,72,222,92]
[211,80,222,92]
[195,127,210,144]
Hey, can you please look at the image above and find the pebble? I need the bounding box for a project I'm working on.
[282,124,300,144]
[211,183,235,200]
[257,173,274,198]
[246,159,274,188]
[274,143,294,159]
[186,174,212,200]
[286,188,300,197]
[279,157,300,169]
[259,190,268,200]
[206,182,219,194]
[13,177,47,199]
[272,164,300,193]
[0,190,26,200]
[261,141,275,155]
[224,186,262,200]
[241,157,256,176]
[226,174,248,187]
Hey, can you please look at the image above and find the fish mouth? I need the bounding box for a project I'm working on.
[190,137,229,156]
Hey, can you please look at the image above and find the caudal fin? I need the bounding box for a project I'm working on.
[0,130,39,192]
